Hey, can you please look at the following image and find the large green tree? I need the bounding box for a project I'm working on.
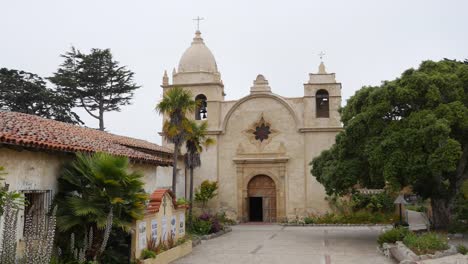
[49,47,140,131]
[0,68,81,124]
[311,59,468,229]
[156,87,197,195]
[55,152,147,261]
[184,120,215,218]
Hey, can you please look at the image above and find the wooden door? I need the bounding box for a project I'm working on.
[247,175,276,222]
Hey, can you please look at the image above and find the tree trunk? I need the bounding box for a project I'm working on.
[98,108,104,131]
[431,198,453,230]
[172,145,178,195]
[189,166,194,219]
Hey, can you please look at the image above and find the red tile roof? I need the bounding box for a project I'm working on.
[0,111,173,166]
[146,189,187,214]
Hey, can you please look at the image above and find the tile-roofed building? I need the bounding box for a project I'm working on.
[0,111,173,166]
[0,111,187,243]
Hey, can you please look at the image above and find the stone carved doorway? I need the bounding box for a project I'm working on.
[247,175,277,222]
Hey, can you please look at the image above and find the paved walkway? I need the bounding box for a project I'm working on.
[174,224,395,264]
[407,210,429,231]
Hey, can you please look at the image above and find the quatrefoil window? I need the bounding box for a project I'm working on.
[254,123,271,142]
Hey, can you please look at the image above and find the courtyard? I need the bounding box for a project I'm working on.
[175,225,395,264]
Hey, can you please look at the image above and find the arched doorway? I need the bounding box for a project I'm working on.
[247,175,276,222]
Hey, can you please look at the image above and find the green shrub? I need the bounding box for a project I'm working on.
[301,211,395,225]
[216,212,236,225]
[194,180,218,211]
[457,244,468,255]
[351,192,395,213]
[402,232,449,255]
[377,227,411,246]
[190,218,212,235]
[140,249,157,259]
[303,216,314,224]
[177,197,188,206]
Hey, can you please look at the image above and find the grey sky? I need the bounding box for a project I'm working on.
[2,0,467,144]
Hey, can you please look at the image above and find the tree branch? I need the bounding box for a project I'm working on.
[80,97,99,119]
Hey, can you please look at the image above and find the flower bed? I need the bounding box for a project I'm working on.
[141,240,192,264]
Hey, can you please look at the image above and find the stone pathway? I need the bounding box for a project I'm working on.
[407,210,429,231]
[174,224,396,264]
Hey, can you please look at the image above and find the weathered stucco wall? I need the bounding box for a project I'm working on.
[0,147,174,243]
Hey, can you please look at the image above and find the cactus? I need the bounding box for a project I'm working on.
[0,194,20,264]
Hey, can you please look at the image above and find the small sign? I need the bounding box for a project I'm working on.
[171,216,177,238]
[138,222,147,250]
[151,219,158,241]
[179,213,185,235]
[161,216,167,241]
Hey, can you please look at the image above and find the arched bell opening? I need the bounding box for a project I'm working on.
[195,94,208,120]
[316,89,329,118]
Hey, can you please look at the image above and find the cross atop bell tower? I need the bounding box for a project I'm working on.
[193,16,204,31]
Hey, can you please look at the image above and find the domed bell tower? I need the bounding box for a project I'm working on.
[161,30,225,132]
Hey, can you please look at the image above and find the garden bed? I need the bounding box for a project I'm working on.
[142,240,192,264]
[381,241,457,263]
[377,228,463,263]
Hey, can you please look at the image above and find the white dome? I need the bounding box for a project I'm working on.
[177,31,218,73]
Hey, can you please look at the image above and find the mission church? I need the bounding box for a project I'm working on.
[161,29,342,222]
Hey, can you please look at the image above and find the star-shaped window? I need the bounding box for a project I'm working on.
[254,123,271,142]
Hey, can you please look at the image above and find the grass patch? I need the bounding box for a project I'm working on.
[377,227,411,246]
[402,232,449,255]
[457,244,468,255]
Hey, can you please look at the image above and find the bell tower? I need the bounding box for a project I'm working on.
[161,30,224,130]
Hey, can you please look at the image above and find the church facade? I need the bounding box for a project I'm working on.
[161,30,342,222]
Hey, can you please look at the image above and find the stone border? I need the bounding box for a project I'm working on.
[281,223,392,227]
[192,226,233,247]
[381,241,457,263]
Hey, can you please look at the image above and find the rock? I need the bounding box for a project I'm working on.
[390,242,418,262]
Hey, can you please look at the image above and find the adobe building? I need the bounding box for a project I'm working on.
[161,30,342,222]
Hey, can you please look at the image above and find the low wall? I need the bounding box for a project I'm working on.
[142,241,192,264]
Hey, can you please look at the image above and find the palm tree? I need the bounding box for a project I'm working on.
[185,121,215,218]
[55,152,147,261]
[156,87,197,195]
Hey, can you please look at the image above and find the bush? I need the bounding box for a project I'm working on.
[190,218,212,235]
[402,232,449,255]
[177,197,188,206]
[140,249,156,259]
[448,220,468,234]
[303,216,315,224]
[301,211,395,225]
[351,192,394,213]
[194,180,218,211]
[216,212,236,225]
[377,227,411,246]
[457,244,468,255]
[198,212,223,233]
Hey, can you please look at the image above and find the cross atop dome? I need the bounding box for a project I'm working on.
[192,16,204,31]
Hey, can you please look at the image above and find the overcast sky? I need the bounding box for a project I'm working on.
[2,0,467,144]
